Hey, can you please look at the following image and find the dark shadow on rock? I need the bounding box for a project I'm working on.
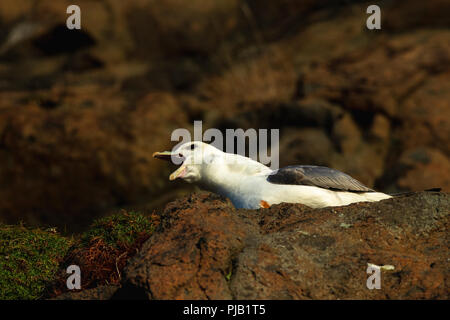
[33,25,95,56]
[110,284,149,300]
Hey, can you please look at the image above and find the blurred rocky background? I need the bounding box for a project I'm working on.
[0,0,449,231]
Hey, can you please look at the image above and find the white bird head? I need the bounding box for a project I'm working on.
[153,140,272,192]
[153,141,222,183]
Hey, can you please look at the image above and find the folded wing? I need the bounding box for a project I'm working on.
[267,165,374,192]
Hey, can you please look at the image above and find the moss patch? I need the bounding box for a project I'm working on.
[0,211,159,299]
[81,210,157,248]
[47,210,159,297]
[0,224,72,300]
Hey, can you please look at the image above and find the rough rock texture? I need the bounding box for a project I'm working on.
[0,90,187,228]
[0,1,449,229]
[51,285,119,300]
[119,192,449,300]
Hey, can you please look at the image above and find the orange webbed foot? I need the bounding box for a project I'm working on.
[259,200,271,208]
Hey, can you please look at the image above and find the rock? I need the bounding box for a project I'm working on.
[370,114,391,141]
[190,47,298,119]
[279,127,335,167]
[127,0,240,57]
[297,27,450,191]
[121,193,242,299]
[302,31,450,118]
[51,285,119,300]
[0,89,188,230]
[332,112,362,155]
[400,73,450,156]
[327,111,390,187]
[119,191,449,299]
[383,0,450,31]
[33,25,95,55]
[397,147,450,192]
[0,0,448,229]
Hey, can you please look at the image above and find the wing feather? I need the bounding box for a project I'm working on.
[267,165,374,192]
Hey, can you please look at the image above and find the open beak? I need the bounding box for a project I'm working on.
[152,151,173,161]
[168,165,187,181]
[153,151,187,180]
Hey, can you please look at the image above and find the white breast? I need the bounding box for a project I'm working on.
[215,175,391,209]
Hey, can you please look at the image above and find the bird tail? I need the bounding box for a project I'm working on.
[389,188,442,197]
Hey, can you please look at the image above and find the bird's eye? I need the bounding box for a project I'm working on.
[190,144,196,150]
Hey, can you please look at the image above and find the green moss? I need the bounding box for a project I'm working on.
[81,211,156,248]
[0,223,72,300]
[225,270,232,281]
[0,211,157,299]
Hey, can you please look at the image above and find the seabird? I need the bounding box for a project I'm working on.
[153,141,392,209]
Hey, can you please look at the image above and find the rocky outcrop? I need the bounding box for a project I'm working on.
[117,191,449,300]
[0,0,448,229]
[51,285,120,300]
[0,91,187,229]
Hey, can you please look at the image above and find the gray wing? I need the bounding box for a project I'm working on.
[267,165,374,192]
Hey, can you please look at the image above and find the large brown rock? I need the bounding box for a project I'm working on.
[0,0,448,228]
[120,191,449,299]
[0,89,187,229]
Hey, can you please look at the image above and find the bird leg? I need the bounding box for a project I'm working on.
[259,200,271,208]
